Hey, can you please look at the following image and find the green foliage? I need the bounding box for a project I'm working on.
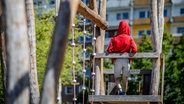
[131,34,152,70]
[35,11,85,86]
[35,11,54,89]
[164,34,184,104]
[0,63,4,103]
[61,26,83,85]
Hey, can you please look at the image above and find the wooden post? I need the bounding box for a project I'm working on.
[150,0,160,95]
[99,0,106,95]
[5,0,30,103]
[160,54,165,104]
[25,0,40,104]
[158,0,165,51]
[40,0,79,104]
[0,1,8,103]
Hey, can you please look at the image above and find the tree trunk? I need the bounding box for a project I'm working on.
[0,0,8,102]
[40,0,79,104]
[5,0,30,103]
[150,0,160,95]
[25,0,40,104]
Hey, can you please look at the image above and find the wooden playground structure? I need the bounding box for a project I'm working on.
[0,0,165,104]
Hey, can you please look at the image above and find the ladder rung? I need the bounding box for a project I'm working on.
[94,52,159,58]
[104,69,152,75]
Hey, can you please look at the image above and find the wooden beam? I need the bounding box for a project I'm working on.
[40,0,79,104]
[94,53,159,58]
[78,1,108,30]
[104,69,152,75]
[88,95,161,102]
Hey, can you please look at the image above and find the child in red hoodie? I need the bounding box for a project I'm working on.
[107,20,137,95]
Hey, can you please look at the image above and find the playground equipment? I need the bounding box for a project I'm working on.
[0,0,165,104]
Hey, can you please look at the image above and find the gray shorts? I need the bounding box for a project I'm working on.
[114,59,130,78]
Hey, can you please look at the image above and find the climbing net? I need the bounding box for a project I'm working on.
[71,18,96,104]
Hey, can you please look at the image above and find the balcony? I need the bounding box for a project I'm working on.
[134,0,171,6]
[172,33,183,37]
[133,18,150,25]
[173,16,184,22]
[172,0,184,4]
[108,20,129,29]
[133,17,170,25]
[107,0,131,9]
[134,0,149,6]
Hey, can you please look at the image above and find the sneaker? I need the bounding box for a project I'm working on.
[118,88,123,95]
[122,92,126,95]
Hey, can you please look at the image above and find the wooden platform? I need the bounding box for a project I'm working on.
[88,95,161,104]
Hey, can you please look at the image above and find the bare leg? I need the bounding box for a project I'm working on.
[122,76,128,92]
[115,77,122,89]
[115,77,123,95]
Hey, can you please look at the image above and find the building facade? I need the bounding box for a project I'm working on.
[106,0,184,46]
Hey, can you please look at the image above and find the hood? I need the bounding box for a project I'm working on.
[117,20,130,36]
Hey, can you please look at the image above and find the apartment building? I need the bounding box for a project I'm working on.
[105,0,184,46]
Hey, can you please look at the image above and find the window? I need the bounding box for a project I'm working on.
[106,14,108,21]
[138,30,150,36]
[105,32,109,38]
[147,30,151,36]
[116,13,121,20]
[164,9,167,17]
[50,1,55,5]
[177,27,184,33]
[138,30,144,36]
[180,8,184,15]
[139,11,150,18]
[38,1,42,6]
[65,86,73,95]
[122,12,129,19]
[139,11,145,18]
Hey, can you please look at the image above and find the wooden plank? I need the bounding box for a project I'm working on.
[104,70,151,75]
[40,0,79,104]
[88,95,161,102]
[78,1,108,30]
[95,53,159,58]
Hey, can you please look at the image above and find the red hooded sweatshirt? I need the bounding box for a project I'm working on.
[107,20,138,64]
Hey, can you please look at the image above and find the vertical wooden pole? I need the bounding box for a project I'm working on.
[40,0,79,104]
[99,0,106,95]
[25,0,40,104]
[150,0,160,95]
[158,0,164,51]
[160,54,165,104]
[89,0,100,95]
[5,0,30,103]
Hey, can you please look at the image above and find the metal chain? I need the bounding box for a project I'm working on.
[82,18,86,104]
[91,24,97,104]
[72,24,77,103]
